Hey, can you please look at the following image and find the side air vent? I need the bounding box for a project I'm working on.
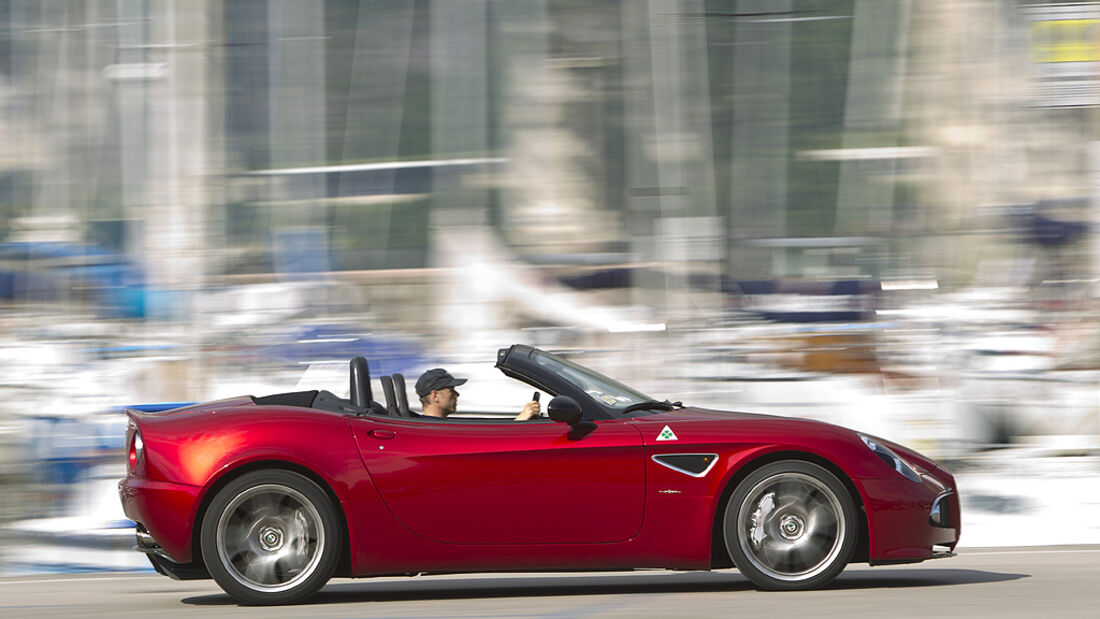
[652,454,719,477]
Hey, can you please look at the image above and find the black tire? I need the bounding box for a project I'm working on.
[723,460,857,590]
[200,470,341,605]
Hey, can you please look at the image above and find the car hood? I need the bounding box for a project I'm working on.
[641,406,782,422]
[627,406,875,459]
[631,405,858,439]
[632,406,949,482]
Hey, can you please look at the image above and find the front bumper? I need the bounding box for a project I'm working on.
[929,489,955,528]
[859,467,961,564]
[118,476,202,564]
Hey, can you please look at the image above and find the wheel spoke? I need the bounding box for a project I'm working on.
[249,492,283,519]
[759,537,789,570]
[272,557,289,580]
[808,503,838,532]
[775,477,804,501]
[223,519,251,548]
[774,496,799,513]
[242,554,279,585]
[229,548,254,569]
[788,541,817,572]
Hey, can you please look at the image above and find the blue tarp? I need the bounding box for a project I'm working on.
[0,241,147,318]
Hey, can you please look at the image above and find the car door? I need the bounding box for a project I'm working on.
[352,416,645,545]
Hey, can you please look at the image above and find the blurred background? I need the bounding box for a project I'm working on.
[1,0,1099,574]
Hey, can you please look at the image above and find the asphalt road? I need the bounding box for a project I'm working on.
[1,546,1097,618]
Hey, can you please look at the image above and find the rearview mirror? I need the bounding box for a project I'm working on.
[547,395,582,426]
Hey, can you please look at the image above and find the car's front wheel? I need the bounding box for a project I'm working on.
[723,460,857,590]
[200,470,341,605]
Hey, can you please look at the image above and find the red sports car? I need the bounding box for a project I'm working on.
[119,344,959,605]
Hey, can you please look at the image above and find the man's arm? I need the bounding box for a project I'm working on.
[514,400,540,421]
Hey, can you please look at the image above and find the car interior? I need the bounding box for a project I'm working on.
[251,356,413,417]
[250,356,551,423]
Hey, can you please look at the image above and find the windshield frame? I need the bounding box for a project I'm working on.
[496,345,661,420]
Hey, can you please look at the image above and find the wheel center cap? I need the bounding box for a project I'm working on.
[259,526,284,551]
[779,515,805,540]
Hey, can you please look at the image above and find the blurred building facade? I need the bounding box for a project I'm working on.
[4,0,1097,293]
[2,0,1100,362]
[0,1,1082,278]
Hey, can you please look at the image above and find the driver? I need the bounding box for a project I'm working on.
[415,368,540,421]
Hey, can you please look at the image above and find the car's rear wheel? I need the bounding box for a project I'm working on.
[723,460,857,590]
[200,470,341,605]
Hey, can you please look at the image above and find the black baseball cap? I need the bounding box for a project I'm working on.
[415,368,467,397]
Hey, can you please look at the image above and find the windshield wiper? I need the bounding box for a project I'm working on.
[621,400,682,414]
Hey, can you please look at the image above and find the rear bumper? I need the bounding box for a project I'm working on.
[118,476,202,564]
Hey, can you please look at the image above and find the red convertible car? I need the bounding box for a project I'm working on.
[119,344,959,605]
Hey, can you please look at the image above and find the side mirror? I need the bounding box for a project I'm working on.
[547,395,582,426]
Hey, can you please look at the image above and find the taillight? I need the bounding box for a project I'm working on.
[128,426,144,472]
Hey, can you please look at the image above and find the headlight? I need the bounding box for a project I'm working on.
[859,434,922,483]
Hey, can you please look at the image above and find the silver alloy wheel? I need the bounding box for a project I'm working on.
[215,483,326,593]
[736,472,846,582]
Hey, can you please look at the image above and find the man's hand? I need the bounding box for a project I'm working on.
[515,400,541,421]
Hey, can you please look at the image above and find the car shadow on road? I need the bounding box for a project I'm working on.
[828,568,1029,590]
[182,568,1028,606]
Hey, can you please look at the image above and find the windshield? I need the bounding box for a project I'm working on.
[531,349,655,412]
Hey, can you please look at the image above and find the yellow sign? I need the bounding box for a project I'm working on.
[1031,18,1100,63]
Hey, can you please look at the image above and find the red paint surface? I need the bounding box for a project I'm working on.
[352,417,644,545]
[119,400,960,574]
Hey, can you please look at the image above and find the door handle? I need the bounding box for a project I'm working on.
[367,429,395,440]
